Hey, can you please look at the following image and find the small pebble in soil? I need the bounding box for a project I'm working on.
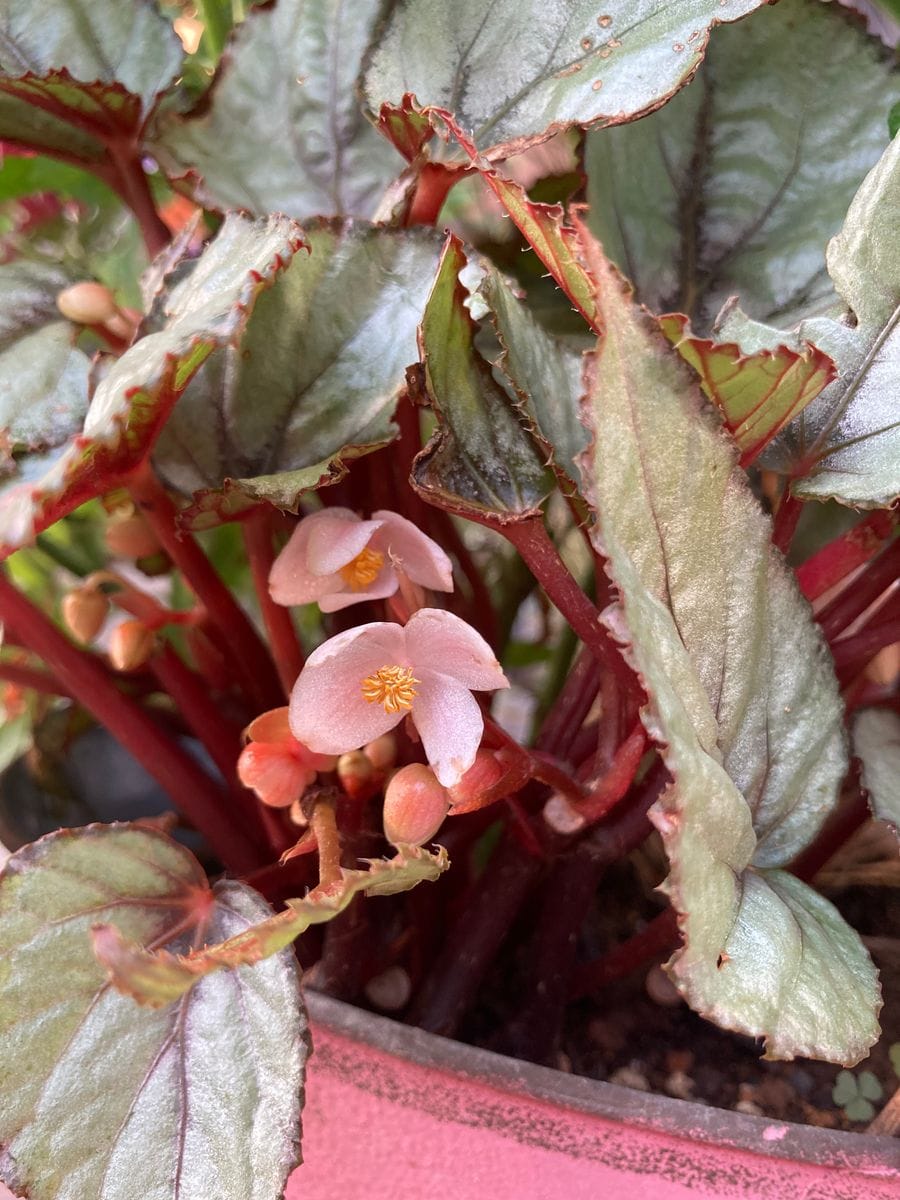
[734,1099,764,1116]
[610,1064,651,1092]
[664,1070,695,1100]
[555,1051,573,1073]
[364,966,412,1012]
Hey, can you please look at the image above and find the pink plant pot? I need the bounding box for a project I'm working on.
[290,991,900,1200]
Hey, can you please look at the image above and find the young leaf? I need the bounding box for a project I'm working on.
[585,0,897,326]
[155,0,404,221]
[364,0,765,159]
[93,844,449,1005]
[659,313,836,465]
[0,212,304,556]
[719,135,900,508]
[153,222,442,527]
[0,0,182,164]
[413,235,552,522]
[854,708,900,838]
[578,230,878,1063]
[0,823,308,1200]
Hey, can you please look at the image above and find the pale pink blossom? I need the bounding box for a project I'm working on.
[269,507,453,613]
[289,609,508,787]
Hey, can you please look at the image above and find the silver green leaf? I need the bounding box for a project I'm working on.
[854,708,900,837]
[719,135,900,508]
[585,0,896,327]
[363,0,764,158]
[154,221,443,526]
[579,232,877,1062]
[0,823,308,1200]
[155,0,404,220]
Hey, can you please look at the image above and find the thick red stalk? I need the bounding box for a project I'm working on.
[404,163,467,226]
[832,611,900,684]
[242,510,304,697]
[128,463,283,712]
[569,908,678,999]
[771,489,803,555]
[105,140,170,259]
[795,511,895,602]
[502,517,641,699]
[817,538,900,643]
[0,660,73,698]
[571,723,648,827]
[0,571,262,873]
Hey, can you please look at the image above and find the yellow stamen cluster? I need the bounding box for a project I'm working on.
[339,546,385,590]
[361,665,419,714]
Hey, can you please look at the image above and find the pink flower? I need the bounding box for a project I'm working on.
[289,609,508,787]
[269,508,453,613]
[237,707,337,808]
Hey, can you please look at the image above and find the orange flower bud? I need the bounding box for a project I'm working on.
[445,749,506,815]
[61,587,109,643]
[108,619,155,671]
[56,281,118,325]
[336,750,377,800]
[104,512,162,560]
[383,763,449,847]
[363,733,398,773]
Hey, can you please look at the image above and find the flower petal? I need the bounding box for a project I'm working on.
[245,706,292,744]
[412,670,485,787]
[269,515,341,606]
[318,565,398,613]
[290,621,408,754]
[306,511,384,576]
[237,743,315,807]
[372,511,454,592]
[406,609,509,691]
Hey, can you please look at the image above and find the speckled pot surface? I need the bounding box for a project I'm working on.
[289,991,900,1200]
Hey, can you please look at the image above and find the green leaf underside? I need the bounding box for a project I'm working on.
[719,135,900,508]
[579,232,877,1062]
[0,261,91,466]
[155,0,404,221]
[659,313,835,465]
[363,0,765,159]
[854,708,900,838]
[414,235,552,521]
[153,221,442,528]
[93,844,449,1005]
[0,824,307,1200]
[0,1,182,158]
[585,0,896,328]
[0,213,305,557]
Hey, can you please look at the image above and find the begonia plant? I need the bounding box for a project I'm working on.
[0,0,898,1195]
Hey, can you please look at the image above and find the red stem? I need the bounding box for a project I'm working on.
[833,611,900,684]
[0,660,73,698]
[105,139,170,258]
[571,723,648,827]
[242,509,305,697]
[795,511,895,602]
[771,488,803,556]
[0,571,262,873]
[404,163,467,226]
[569,908,678,999]
[536,645,603,758]
[128,462,283,712]
[818,538,900,643]
[502,517,641,699]
[788,783,870,882]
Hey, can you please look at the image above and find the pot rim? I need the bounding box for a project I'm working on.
[305,988,900,1175]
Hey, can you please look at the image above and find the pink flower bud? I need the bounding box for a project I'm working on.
[105,512,162,560]
[108,619,155,671]
[383,763,449,847]
[363,733,398,772]
[56,281,117,325]
[61,587,109,643]
[336,750,377,800]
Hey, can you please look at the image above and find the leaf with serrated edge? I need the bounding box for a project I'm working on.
[0,823,307,1200]
[363,0,764,159]
[93,845,449,1006]
[0,0,182,162]
[585,0,896,327]
[413,235,551,522]
[154,222,442,528]
[578,228,877,1062]
[718,135,900,508]
[659,313,835,466]
[0,212,305,557]
[854,708,900,839]
[155,0,403,221]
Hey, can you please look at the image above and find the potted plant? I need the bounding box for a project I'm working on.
[0,1,898,1197]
